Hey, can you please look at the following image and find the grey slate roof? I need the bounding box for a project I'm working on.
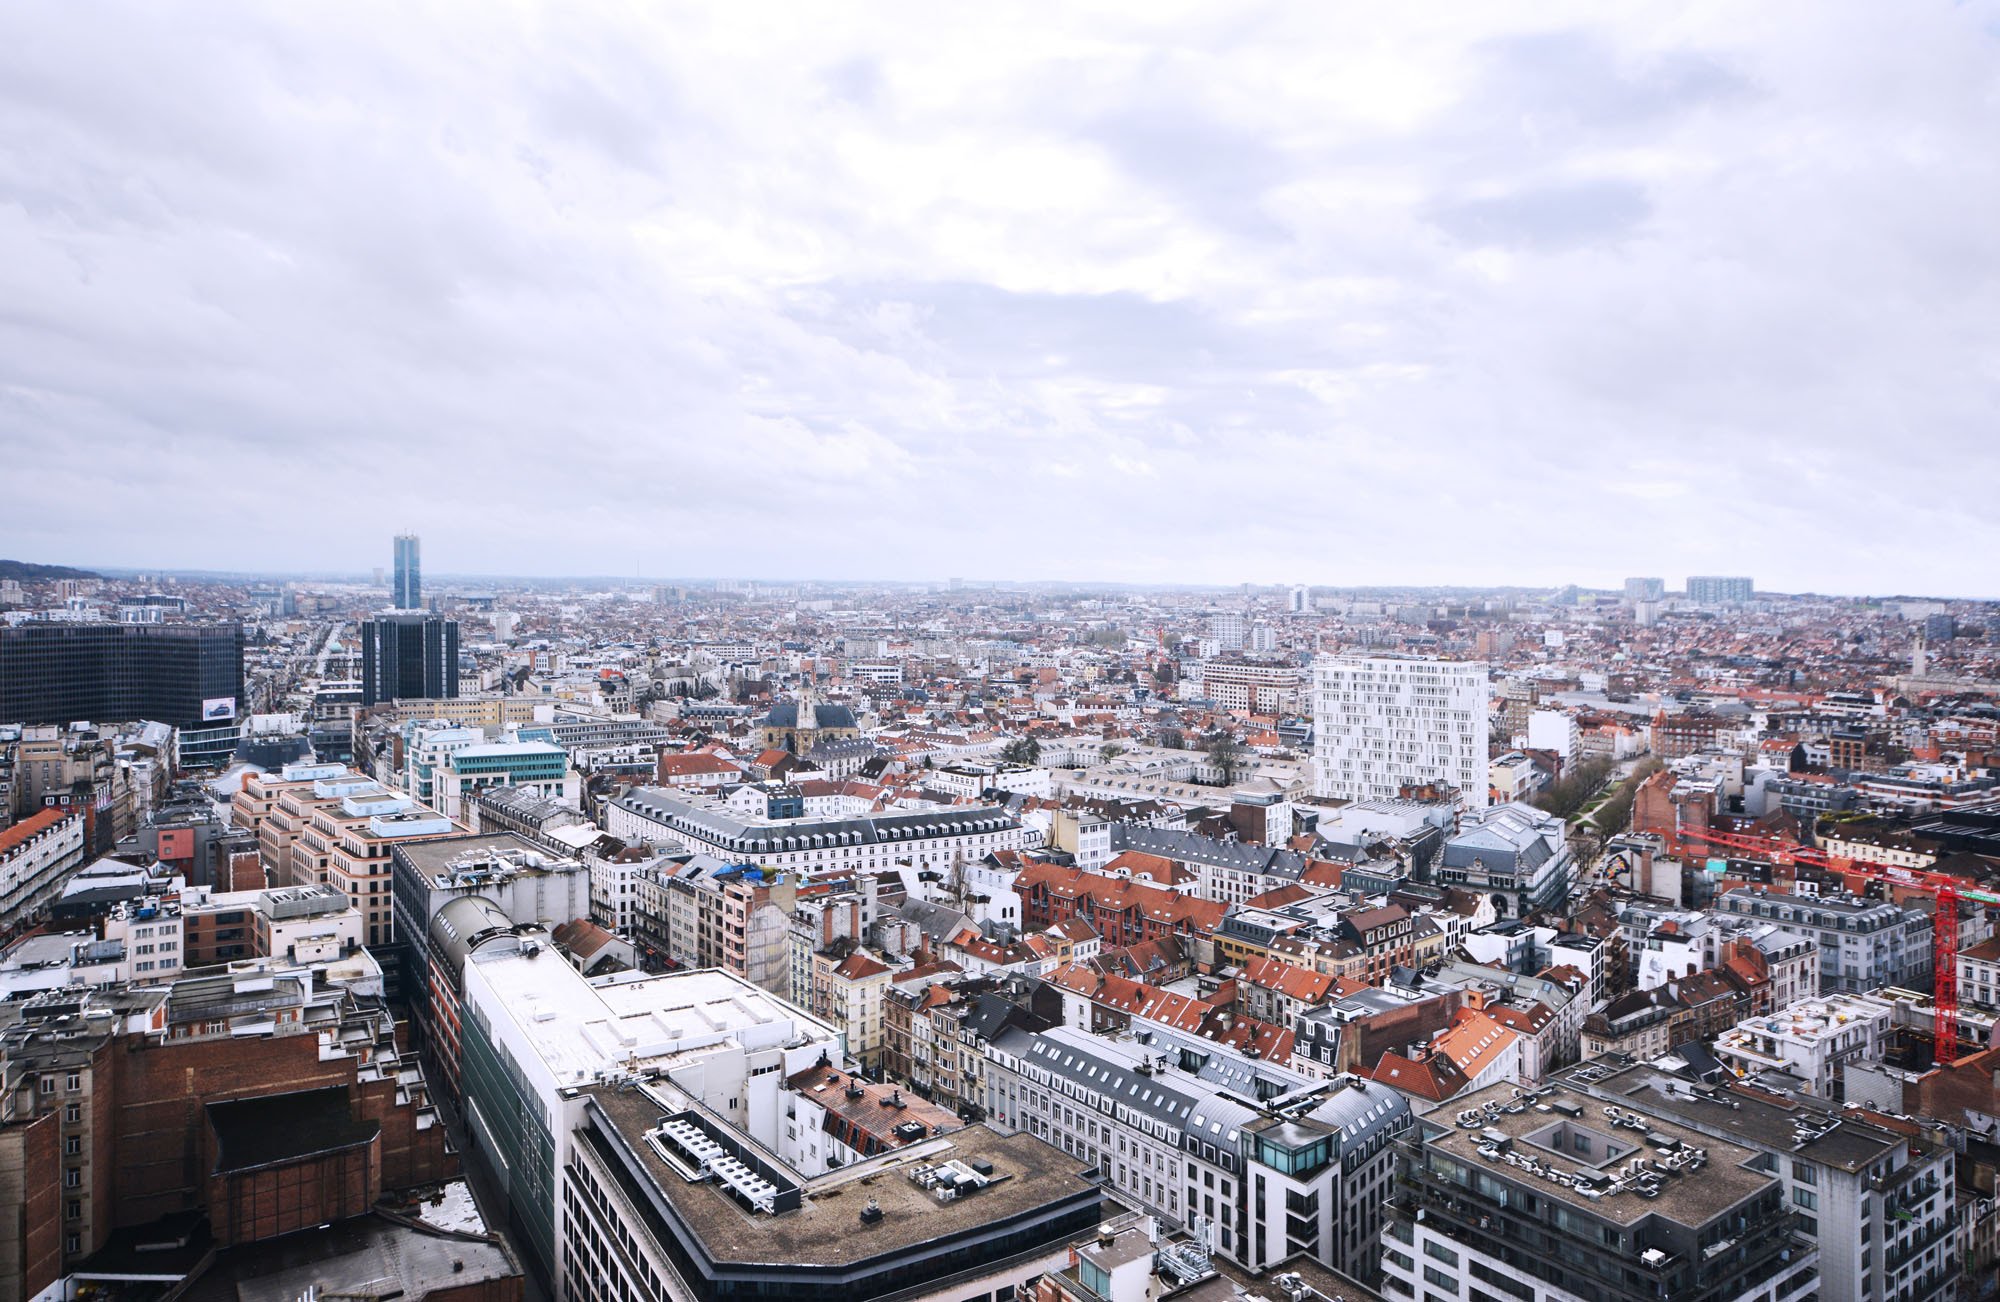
[1110,824,1311,881]
[762,702,859,730]
[612,788,1017,855]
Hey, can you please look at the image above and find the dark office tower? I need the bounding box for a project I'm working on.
[394,533,422,610]
[360,613,458,705]
[0,623,244,727]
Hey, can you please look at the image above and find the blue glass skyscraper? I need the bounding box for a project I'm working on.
[394,533,421,609]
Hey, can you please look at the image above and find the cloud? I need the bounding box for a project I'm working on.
[0,2,1997,595]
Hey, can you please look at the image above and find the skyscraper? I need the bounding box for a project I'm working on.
[0,622,243,728]
[360,612,458,705]
[1311,654,1490,807]
[394,534,422,610]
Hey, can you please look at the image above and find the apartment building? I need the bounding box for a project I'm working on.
[1195,659,1304,715]
[1716,887,1933,995]
[1711,993,1895,1099]
[1311,655,1490,808]
[294,785,469,952]
[0,808,86,928]
[983,1024,1412,1279]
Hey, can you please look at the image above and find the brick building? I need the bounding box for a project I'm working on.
[0,968,453,1302]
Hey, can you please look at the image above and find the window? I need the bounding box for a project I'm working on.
[1423,1240,1460,1267]
[1793,1188,1817,1211]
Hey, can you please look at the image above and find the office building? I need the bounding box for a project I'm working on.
[393,533,421,609]
[359,612,459,706]
[1623,577,1665,603]
[1561,1059,1956,1302]
[448,950,846,1289]
[1686,575,1755,605]
[566,1080,1101,1302]
[1384,1079,1819,1302]
[0,622,242,729]
[430,739,576,823]
[1209,611,1245,652]
[984,1024,1412,1279]
[390,832,591,1101]
[1289,585,1310,614]
[606,789,1022,876]
[1311,655,1490,808]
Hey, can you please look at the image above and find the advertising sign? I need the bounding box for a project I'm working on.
[201,696,238,722]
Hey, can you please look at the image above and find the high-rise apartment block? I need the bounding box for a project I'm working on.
[359,612,459,705]
[393,533,421,609]
[1686,575,1755,604]
[1312,655,1490,807]
[1208,610,1245,651]
[0,622,243,729]
[1623,576,1665,603]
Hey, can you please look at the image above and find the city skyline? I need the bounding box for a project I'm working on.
[5,4,1999,592]
[10,557,1990,603]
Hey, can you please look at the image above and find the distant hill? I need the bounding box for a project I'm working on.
[0,560,100,582]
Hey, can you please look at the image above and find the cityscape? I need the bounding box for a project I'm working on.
[6,6,2000,1302]
[1,548,1997,1302]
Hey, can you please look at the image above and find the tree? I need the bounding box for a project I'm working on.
[1530,756,1615,820]
[1588,758,1662,838]
[999,736,1041,765]
[1207,734,1245,785]
[1157,727,1186,750]
[1099,742,1127,763]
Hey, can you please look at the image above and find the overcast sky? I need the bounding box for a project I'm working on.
[3,4,1997,595]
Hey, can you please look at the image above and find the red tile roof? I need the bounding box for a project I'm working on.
[0,808,75,859]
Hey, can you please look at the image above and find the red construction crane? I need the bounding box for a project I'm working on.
[1673,826,2000,1066]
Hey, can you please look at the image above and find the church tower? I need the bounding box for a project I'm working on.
[794,675,818,742]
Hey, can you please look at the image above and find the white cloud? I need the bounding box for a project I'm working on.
[0,1,1996,594]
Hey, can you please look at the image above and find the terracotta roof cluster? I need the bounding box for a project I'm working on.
[1017,860,1227,934]
[1240,956,1338,1005]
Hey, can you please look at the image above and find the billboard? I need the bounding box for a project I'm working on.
[201,696,238,722]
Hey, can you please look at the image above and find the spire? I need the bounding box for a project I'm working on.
[796,674,818,732]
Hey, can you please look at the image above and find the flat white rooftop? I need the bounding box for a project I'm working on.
[468,958,839,1088]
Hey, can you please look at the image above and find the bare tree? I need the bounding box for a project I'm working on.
[1207,734,1245,785]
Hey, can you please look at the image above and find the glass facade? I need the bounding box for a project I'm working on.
[0,623,242,728]
[393,534,421,610]
[360,614,459,705]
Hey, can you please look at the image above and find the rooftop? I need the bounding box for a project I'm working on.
[464,958,840,1088]
[1422,1080,1779,1229]
[583,1082,1098,1267]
